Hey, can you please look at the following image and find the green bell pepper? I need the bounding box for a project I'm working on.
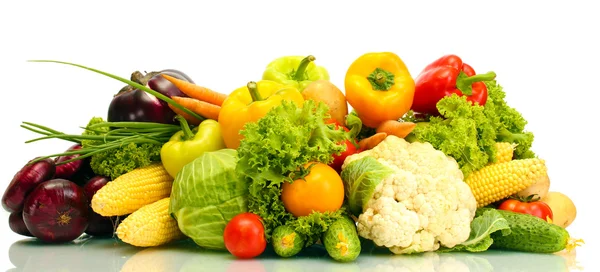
[160,116,226,178]
[262,55,330,91]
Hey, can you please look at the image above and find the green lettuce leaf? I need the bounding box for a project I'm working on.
[484,80,536,159]
[169,149,249,250]
[340,156,394,216]
[440,209,511,252]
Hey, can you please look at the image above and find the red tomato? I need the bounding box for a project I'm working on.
[498,199,554,222]
[329,140,360,172]
[325,118,361,172]
[223,212,267,259]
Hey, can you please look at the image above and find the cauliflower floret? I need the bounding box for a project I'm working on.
[342,136,477,254]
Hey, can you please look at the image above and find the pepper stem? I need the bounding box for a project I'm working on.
[247,81,263,102]
[293,55,316,81]
[367,68,395,91]
[175,115,194,140]
[456,71,497,95]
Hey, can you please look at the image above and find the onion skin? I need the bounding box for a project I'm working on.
[22,179,89,243]
[83,176,117,236]
[54,144,84,180]
[2,158,56,213]
[9,212,34,237]
[82,176,110,198]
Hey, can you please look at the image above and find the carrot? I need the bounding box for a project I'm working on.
[169,96,221,121]
[358,132,387,151]
[376,120,416,139]
[169,104,202,125]
[162,74,228,106]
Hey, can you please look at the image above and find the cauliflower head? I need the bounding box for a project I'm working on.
[340,135,477,254]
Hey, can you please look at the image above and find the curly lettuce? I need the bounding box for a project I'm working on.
[81,117,161,179]
[484,80,535,159]
[236,100,351,246]
[404,79,537,177]
[406,94,497,177]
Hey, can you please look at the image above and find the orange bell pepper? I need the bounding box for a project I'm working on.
[344,52,415,128]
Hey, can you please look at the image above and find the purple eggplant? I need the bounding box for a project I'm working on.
[107,69,194,124]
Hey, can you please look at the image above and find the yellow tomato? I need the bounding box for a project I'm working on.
[281,162,345,217]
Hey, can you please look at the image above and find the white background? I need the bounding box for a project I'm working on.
[1,0,598,271]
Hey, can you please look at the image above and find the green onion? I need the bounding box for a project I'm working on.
[22,119,182,165]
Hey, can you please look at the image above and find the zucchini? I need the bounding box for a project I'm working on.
[271,225,305,257]
[322,216,361,262]
[478,208,570,253]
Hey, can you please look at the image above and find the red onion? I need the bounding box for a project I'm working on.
[83,176,118,236]
[8,212,34,237]
[2,158,56,213]
[54,144,84,180]
[22,179,89,243]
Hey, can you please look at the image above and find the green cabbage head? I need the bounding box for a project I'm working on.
[169,149,249,250]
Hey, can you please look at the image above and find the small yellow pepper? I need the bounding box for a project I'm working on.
[218,80,305,149]
[344,52,415,128]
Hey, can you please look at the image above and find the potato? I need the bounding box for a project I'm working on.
[302,80,348,125]
[541,191,577,228]
[516,173,550,199]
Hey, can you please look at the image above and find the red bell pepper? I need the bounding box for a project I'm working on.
[411,55,496,115]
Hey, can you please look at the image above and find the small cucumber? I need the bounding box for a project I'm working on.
[322,216,361,262]
[271,225,305,257]
[479,208,571,253]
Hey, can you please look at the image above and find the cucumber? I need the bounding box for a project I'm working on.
[271,225,305,257]
[478,208,571,253]
[322,216,361,262]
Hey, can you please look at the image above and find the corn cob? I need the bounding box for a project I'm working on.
[465,158,547,207]
[92,163,174,217]
[491,142,516,164]
[116,197,186,247]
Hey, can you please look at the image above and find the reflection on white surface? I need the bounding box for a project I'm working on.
[6,236,580,272]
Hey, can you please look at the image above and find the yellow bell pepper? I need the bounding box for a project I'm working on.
[218,80,305,149]
[344,52,415,128]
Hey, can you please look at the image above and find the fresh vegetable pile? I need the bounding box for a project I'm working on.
[2,53,583,262]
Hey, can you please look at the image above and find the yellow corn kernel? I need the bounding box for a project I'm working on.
[491,142,516,164]
[465,158,547,207]
[116,197,186,247]
[92,163,173,217]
